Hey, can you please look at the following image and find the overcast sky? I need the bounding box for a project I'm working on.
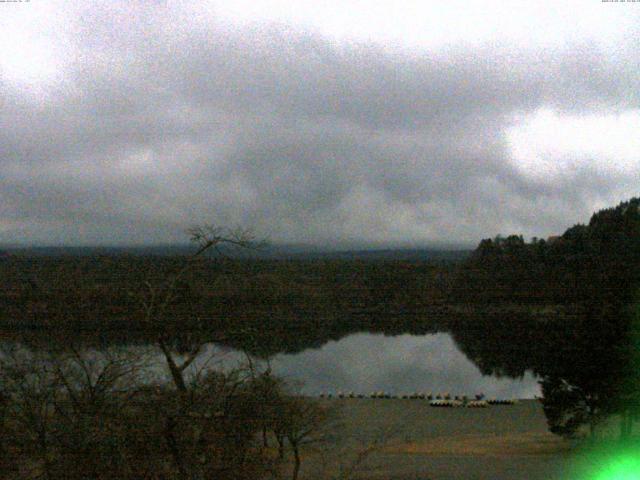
[1,1,639,247]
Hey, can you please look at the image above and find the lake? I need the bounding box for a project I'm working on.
[159,332,541,399]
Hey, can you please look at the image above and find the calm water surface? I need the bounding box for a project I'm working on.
[175,332,540,399]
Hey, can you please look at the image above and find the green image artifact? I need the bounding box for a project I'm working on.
[593,451,640,480]
[570,440,640,480]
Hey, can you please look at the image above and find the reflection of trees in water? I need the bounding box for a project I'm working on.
[1,309,446,359]
[448,305,640,438]
[449,314,545,379]
[3,305,631,390]
[447,308,587,379]
[3,307,566,386]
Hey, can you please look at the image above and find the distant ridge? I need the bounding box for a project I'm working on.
[0,244,471,262]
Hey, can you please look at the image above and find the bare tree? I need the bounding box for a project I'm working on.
[0,344,58,480]
[268,395,331,480]
[134,225,263,395]
[50,346,155,479]
[131,225,268,479]
[51,346,147,416]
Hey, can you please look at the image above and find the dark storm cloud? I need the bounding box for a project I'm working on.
[1,3,639,246]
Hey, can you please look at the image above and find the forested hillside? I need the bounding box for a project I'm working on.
[452,197,640,307]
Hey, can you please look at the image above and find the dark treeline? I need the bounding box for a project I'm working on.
[452,198,640,307]
[449,197,640,439]
[0,256,454,355]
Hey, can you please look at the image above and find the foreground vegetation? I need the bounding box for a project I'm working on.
[0,343,335,480]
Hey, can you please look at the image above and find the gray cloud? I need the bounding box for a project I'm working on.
[1,3,639,246]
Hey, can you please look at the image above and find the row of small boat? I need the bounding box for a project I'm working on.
[318,392,518,406]
[430,399,518,407]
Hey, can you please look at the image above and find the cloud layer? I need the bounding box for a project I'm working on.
[1,1,639,246]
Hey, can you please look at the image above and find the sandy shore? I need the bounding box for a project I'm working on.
[300,399,575,480]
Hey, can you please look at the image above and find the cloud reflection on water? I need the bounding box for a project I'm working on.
[187,333,541,398]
